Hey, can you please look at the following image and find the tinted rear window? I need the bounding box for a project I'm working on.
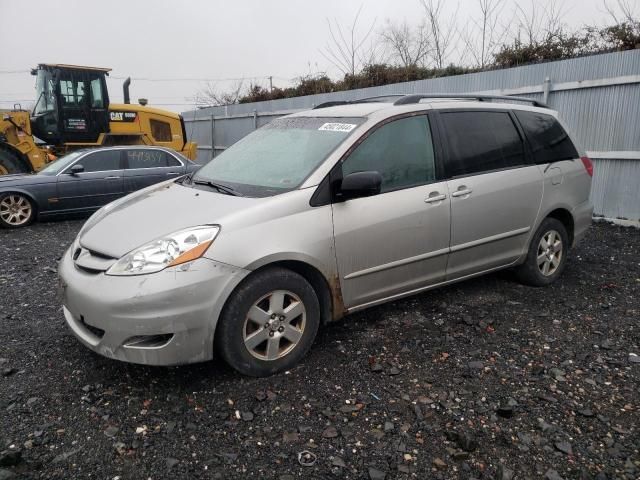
[514,111,578,164]
[126,150,179,169]
[441,111,525,177]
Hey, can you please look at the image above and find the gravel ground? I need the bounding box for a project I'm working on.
[0,220,639,480]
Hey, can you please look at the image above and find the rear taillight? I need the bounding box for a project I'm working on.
[580,156,593,177]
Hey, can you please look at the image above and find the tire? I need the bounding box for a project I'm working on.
[515,217,569,287]
[0,192,36,229]
[216,267,320,377]
[0,147,30,175]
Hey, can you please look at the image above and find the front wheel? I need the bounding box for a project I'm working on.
[0,193,36,228]
[216,267,320,377]
[515,217,569,287]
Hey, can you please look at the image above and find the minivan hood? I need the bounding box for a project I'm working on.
[80,181,261,258]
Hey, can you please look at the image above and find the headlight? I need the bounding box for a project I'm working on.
[106,226,220,276]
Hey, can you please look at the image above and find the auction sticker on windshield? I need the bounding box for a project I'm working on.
[318,123,357,132]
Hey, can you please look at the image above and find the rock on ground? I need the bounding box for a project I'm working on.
[1,220,639,479]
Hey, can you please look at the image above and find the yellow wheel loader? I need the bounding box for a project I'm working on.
[0,64,197,175]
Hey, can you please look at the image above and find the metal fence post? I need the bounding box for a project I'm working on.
[210,114,215,160]
[543,76,551,104]
[253,110,258,130]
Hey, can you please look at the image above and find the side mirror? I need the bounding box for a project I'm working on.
[69,164,85,175]
[339,171,382,200]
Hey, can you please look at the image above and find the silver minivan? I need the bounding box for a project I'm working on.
[59,94,593,376]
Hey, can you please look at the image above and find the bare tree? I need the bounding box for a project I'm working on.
[190,80,245,108]
[604,0,638,23]
[514,0,542,44]
[420,0,459,68]
[459,0,511,67]
[321,5,379,76]
[381,19,432,67]
[514,0,568,44]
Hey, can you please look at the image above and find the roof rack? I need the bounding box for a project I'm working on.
[393,93,548,108]
[313,93,549,110]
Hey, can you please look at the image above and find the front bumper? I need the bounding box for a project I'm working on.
[58,246,249,366]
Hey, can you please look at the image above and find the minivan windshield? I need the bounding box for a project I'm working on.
[192,116,363,197]
[38,151,84,175]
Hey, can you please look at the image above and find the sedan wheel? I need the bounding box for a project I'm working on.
[0,194,35,228]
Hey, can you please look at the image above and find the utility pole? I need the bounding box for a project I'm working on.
[268,76,273,93]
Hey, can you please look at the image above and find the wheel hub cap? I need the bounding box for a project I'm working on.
[243,289,306,361]
[537,230,563,276]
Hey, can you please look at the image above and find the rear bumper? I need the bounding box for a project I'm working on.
[58,246,249,365]
[572,200,593,247]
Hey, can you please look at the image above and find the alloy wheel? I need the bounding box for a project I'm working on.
[243,289,306,361]
[0,194,32,226]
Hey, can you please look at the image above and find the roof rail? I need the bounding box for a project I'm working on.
[313,101,350,109]
[352,94,406,103]
[313,95,405,109]
[393,93,549,108]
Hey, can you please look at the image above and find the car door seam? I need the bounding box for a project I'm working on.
[449,226,531,253]
[344,246,450,280]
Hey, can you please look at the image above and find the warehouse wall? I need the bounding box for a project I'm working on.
[183,49,640,224]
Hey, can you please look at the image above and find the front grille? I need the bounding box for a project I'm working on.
[85,248,115,260]
[74,264,103,274]
[73,247,116,274]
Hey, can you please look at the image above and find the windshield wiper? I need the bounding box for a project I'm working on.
[193,179,242,196]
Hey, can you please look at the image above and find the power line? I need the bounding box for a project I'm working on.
[110,75,281,83]
[1,70,299,86]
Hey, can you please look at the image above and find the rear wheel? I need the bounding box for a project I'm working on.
[515,217,569,286]
[216,267,320,377]
[0,147,30,175]
[0,193,36,228]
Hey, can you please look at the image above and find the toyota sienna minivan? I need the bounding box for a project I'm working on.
[59,94,593,376]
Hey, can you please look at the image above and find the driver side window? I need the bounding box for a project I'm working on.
[342,115,436,193]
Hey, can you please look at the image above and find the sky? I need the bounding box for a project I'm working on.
[0,0,626,114]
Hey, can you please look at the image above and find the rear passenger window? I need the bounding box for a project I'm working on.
[126,150,174,169]
[441,111,525,177]
[342,115,436,193]
[514,111,578,164]
[77,150,121,172]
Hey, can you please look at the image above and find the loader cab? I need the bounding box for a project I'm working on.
[31,64,110,145]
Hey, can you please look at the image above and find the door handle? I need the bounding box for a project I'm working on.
[166,172,181,176]
[451,187,473,197]
[104,176,121,180]
[424,193,447,203]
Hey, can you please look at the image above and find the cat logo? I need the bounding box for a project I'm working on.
[110,111,137,122]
